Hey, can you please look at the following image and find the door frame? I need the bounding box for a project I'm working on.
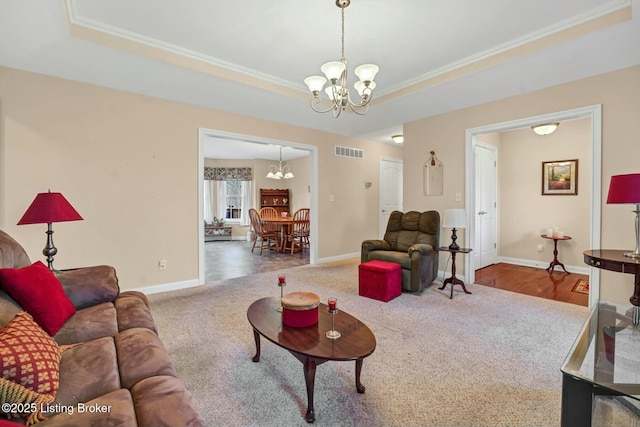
[473,140,498,270]
[197,128,319,285]
[464,104,602,307]
[379,156,403,238]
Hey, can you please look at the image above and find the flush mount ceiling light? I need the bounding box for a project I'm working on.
[303,0,379,118]
[532,122,560,135]
[266,146,295,180]
[391,134,404,144]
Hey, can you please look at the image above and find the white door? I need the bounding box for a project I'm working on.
[474,143,498,269]
[379,158,403,238]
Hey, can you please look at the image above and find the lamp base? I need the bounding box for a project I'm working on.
[624,252,640,258]
[448,228,460,251]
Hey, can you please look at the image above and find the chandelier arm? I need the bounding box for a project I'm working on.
[346,102,370,116]
[309,98,338,114]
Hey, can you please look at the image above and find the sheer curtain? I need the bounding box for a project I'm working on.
[216,181,227,220]
[240,181,252,226]
[203,181,215,224]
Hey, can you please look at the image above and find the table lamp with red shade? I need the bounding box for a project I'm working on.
[17,190,83,272]
[607,173,640,258]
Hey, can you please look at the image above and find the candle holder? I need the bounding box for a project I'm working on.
[326,297,341,339]
[276,274,286,312]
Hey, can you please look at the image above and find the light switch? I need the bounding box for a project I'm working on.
[455,192,462,202]
[329,194,335,202]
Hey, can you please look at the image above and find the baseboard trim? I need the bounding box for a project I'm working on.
[317,252,360,264]
[130,278,201,295]
[497,256,590,275]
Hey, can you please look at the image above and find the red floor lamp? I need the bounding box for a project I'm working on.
[17,190,83,272]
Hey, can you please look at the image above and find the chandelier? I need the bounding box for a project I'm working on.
[266,146,294,180]
[304,0,379,118]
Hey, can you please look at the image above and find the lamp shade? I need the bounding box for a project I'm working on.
[17,192,83,225]
[607,174,640,204]
[443,209,467,229]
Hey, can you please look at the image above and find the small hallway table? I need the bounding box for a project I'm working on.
[438,246,473,299]
[541,234,572,274]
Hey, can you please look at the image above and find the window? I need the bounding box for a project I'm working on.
[224,181,243,219]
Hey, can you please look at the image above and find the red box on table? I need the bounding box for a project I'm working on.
[358,260,402,302]
[281,292,319,327]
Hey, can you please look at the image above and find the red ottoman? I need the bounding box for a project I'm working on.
[358,260,402,302]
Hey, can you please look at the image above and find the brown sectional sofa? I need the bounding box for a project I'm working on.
[0,230,204,426]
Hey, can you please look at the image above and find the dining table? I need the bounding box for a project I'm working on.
[261,216,294,253]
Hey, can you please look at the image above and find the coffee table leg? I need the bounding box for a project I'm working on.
[303,357,317,423]
[355,359,366,393]
[252,329,261,362]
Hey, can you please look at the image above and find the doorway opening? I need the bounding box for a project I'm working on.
[197,128,319,285]
[465,105,602,308]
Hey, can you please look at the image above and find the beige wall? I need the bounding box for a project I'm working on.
[498,119,591,268]
[0,66,402,290]
[404,64,640,304]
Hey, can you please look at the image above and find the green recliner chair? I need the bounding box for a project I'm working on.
[361,210,440,293]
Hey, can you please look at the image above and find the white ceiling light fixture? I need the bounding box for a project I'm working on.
[532,122,560,135]
[304,0,379,118]
[391,134,404,144]
[266,146,295,180]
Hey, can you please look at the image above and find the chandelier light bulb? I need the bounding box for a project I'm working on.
[304,76,327,94]
[354,64,379,83]
[321,61,346,82]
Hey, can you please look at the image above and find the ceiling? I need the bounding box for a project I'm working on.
[1,0,639,159]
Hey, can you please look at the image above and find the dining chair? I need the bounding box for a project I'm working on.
[289,208,310,255]
[249,208,279,255]
[259,207,280,230]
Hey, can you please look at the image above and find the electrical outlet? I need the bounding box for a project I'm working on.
[537,244,543,251]
[158,260,167,271]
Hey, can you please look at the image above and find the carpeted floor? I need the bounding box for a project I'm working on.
[148,259,591,427]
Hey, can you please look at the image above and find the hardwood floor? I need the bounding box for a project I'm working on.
[475,262,589,307]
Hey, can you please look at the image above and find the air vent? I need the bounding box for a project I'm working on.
[334,145,364,159]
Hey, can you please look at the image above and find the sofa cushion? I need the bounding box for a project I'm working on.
[115,292,157,334]
[116,328,176,390]
[39,389,138,427]
[131,376,204,427]
[56,266,119,310]
[0,312,61,425]
[54,336,120,407]
[54,303,118,346]
[0,261,76,335]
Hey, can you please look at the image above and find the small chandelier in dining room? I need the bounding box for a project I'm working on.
[266,146,294,180]
[303,0,379,118]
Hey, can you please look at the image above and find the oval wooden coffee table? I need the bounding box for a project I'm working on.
[247,297,376,423]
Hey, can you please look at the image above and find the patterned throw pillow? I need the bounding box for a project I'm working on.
[0,312,61,425]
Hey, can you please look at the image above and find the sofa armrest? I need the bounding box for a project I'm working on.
[56,265,120,310]
[408,243,436,256]
[361,239,391,263]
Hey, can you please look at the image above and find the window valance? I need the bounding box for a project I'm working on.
[204,167,252,181]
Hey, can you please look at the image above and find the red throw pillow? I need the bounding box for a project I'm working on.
[0,261,76,335]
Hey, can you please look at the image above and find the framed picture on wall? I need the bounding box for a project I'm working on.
[542,159,578,195]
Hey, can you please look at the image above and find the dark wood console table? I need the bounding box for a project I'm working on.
[584,249,640,306]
